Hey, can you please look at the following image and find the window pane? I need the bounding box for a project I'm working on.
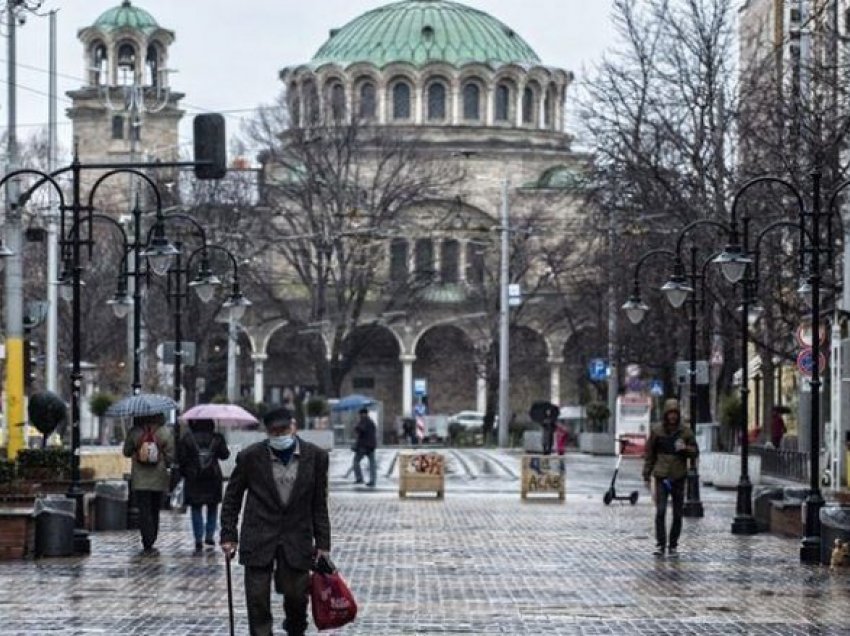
[415,239,433,280]
[359,83,376,119]
[393,83,411,120]
[441,239,459,283]
[495,84,510,121]
[466,243,485,284]
[463,83,480,120]
[304,82,319,123]
[544,93,552,126]
[522,88,534,124]
[330,83,346,121]
[427,83,446,121]
[112,115,124,140]
[390,239,409,283]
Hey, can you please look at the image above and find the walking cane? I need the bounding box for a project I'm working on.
[225,552,235,636]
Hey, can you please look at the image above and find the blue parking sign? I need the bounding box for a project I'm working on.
[649,380,664,396]
[588,358,608,381]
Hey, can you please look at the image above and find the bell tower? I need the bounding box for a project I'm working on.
[66,1,184,199]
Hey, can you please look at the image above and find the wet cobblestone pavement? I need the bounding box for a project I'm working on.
[1,452,849,635]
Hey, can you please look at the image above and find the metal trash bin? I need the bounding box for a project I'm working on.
[820,505,850,565]
[94,480,129,531]
[34,495,76,557]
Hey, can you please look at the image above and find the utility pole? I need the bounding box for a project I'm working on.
[45,8,58,394]
[4,4,24,458]
[498,178,510,448]
[607,207,618,437]
[227,313,238,402]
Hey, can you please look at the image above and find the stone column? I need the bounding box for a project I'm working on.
[252,353,268,404]
[400,354,416,417]
[548,356,564,406]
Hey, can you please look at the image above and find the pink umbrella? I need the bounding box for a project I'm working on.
[179,403,259,427]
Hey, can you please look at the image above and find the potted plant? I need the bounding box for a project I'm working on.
[579,401,615,455]
[305,396,329,430]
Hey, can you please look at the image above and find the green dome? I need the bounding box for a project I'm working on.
[93,1,160,34]
[312,0,541,68]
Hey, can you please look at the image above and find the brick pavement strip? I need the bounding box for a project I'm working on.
[1,461,849,634]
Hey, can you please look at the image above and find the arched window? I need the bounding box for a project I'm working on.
[145,44,160,87]
[414,238,434,281]
[289,82,301,126]
[90,42,108,85]
[392,82,412,120]
[390,239,409,283]
[117,43,137,86]
[329,82,346,121]
[427,82,447,121]
[304,80,320,124]
[359,82,376,120]
[441,239,460,283]
[543,92,552,127]
[522,87,535,124]
[462,82,481,121]
[495,83,511,122]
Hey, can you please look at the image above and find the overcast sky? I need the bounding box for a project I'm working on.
[3,0,617,158]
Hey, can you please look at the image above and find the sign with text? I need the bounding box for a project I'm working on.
[521,455,566,501]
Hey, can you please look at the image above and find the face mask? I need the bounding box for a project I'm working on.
[269,434,295,451]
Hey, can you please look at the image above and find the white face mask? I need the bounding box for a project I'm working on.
[268,434,295,451]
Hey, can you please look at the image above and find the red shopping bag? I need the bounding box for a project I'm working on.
[310,571,357,631]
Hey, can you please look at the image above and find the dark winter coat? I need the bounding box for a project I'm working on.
[642,423,699,481]
[220,437,331,570]
[178,430,230,506]
[353,415,377,452]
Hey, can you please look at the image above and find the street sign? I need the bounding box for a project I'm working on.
[675,361,709,385]
[508,283,522,307]
[795,322,828,348]
[588,358,608,382]
[797,348,827,377]
[414,378,427,396]
[160,341,197,366]
[649,380,664,396]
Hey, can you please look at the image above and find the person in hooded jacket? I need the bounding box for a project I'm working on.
[178,418,230,553]
[642,398,698,557]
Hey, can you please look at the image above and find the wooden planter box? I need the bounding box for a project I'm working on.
[0,508,35,560]
[398,453,445,499]
[521,455,566,502]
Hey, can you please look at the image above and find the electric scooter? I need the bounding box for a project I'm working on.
[603,437,639,505]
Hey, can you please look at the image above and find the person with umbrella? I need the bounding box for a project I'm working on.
[352,407,377,487]
[177,417,230,554]
[114,394,177,556]
[529,401,560,456]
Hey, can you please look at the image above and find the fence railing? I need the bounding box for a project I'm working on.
[751,445,810,483]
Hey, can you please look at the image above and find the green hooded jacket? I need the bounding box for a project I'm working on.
[122,423,175,492]
[642,422,698,481]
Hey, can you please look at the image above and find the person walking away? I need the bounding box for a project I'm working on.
[123,413,175,556]
[642,398,698,557]
[221,408,331,636]
[770,407,786,448]
[540,412,556,455]
[554,419,569,456]
[352,407,377,487]
[178,418,230,553]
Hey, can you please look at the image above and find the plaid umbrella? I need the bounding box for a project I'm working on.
[105,393,178,418]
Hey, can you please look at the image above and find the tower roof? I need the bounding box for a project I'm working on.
[93,1,160,34]
[311,0,540,68]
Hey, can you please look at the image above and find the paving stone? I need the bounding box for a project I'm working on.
[0,451,848,634]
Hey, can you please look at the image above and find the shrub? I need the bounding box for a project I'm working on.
[89,392,116,418]
[585,401,611,433]
[0,459,15,485]
[306,396,329,418]
[16,449,71,481]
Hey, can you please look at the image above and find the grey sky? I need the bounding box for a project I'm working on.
[4,0,617,157]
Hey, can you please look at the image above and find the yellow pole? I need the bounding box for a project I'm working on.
[5,338,25,458]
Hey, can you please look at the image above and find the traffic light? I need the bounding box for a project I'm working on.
[193,113,227,180]
[24,338,38,390]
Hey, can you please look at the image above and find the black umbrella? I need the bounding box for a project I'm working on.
[529,401,560,424]
[105,393,178,418]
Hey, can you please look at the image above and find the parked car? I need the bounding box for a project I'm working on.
[447,411,497,430]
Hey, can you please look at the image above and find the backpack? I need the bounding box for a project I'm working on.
[137,426,160,465]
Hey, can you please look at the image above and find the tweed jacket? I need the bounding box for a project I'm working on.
[220,437,331,570]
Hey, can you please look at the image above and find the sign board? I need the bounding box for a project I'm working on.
[413,378,427,396]
[797,348,827,377]
[160,341,196,366]
[521,455,566,501]
[508,283,522,307]
[796,322,828,348]
[649,380,664,396]
[675,360,709,385]
[588,358,608,382]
